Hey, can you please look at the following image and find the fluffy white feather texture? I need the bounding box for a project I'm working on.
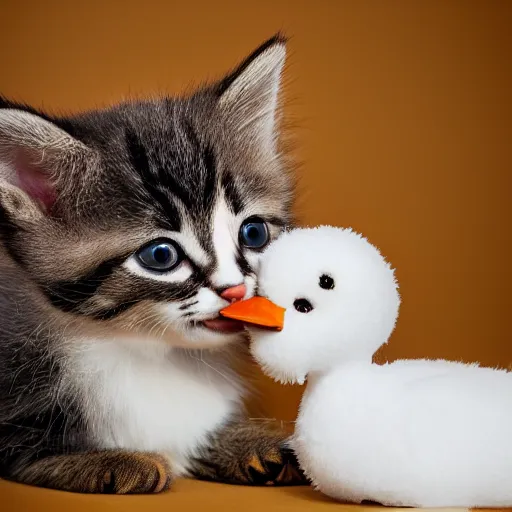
[249,225,512,507]
[251,226,400,385]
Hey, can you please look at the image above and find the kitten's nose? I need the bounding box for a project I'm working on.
[219,284,247,301]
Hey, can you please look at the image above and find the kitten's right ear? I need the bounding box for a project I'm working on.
[0,108,90,221]
[215,34,287,154]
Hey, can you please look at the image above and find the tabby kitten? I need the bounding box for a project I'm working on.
[0,35,304,493]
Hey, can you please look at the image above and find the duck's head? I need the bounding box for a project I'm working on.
[221,226,400,384]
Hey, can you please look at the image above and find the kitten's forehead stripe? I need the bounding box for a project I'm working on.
[201,145,218,214]
[160,118,207,210]
[193,144,218,253]
[221,171,245,215]
[125,128,181,232]
[130,116,219,254]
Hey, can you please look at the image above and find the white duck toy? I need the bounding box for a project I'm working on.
[220,226,512,508]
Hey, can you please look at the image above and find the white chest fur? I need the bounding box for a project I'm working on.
[68,337,243,475]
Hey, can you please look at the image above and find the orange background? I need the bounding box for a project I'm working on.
[1,0,511,423]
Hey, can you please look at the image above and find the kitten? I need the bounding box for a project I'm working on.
[0,35,305,493]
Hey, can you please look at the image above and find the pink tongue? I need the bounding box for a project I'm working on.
[203,318,245,333]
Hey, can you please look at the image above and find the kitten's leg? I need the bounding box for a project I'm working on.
[189,419,309,486]
[9,450,171,494]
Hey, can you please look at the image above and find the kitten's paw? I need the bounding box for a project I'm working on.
[188,420,309,486]
[244,443,307,486]
[12,450,172,494]
[98,452,172,494]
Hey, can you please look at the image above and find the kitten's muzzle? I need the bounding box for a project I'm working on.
[197,284,248,333]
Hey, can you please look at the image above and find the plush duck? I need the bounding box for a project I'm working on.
[220,226,512,508]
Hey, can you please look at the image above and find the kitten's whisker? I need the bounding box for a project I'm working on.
[179,300,199,311]
[189,352,238,387]
[200,349,213,387]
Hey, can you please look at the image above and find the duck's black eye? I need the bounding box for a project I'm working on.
[239,217,269,249]
[137,240,181,272]
[319,274,335,290]
[294,298,314,314]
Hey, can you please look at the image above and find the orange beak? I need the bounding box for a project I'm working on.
[219,296,286,331]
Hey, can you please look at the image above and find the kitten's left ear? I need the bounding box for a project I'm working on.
[0,108,91,220]
[215,34,287,153]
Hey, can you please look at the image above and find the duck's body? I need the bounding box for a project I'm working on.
[220,226,512,507]
[294,359,512,507]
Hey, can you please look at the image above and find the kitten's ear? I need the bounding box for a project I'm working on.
[0,108,89,220]
[215,34,287,153]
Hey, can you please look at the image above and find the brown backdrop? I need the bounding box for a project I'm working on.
[1,0,511,422]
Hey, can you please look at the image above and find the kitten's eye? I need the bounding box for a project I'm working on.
[239,217,269,249]
[137,240,181,272]
[319,274,335,290]
[294,298,314,314]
